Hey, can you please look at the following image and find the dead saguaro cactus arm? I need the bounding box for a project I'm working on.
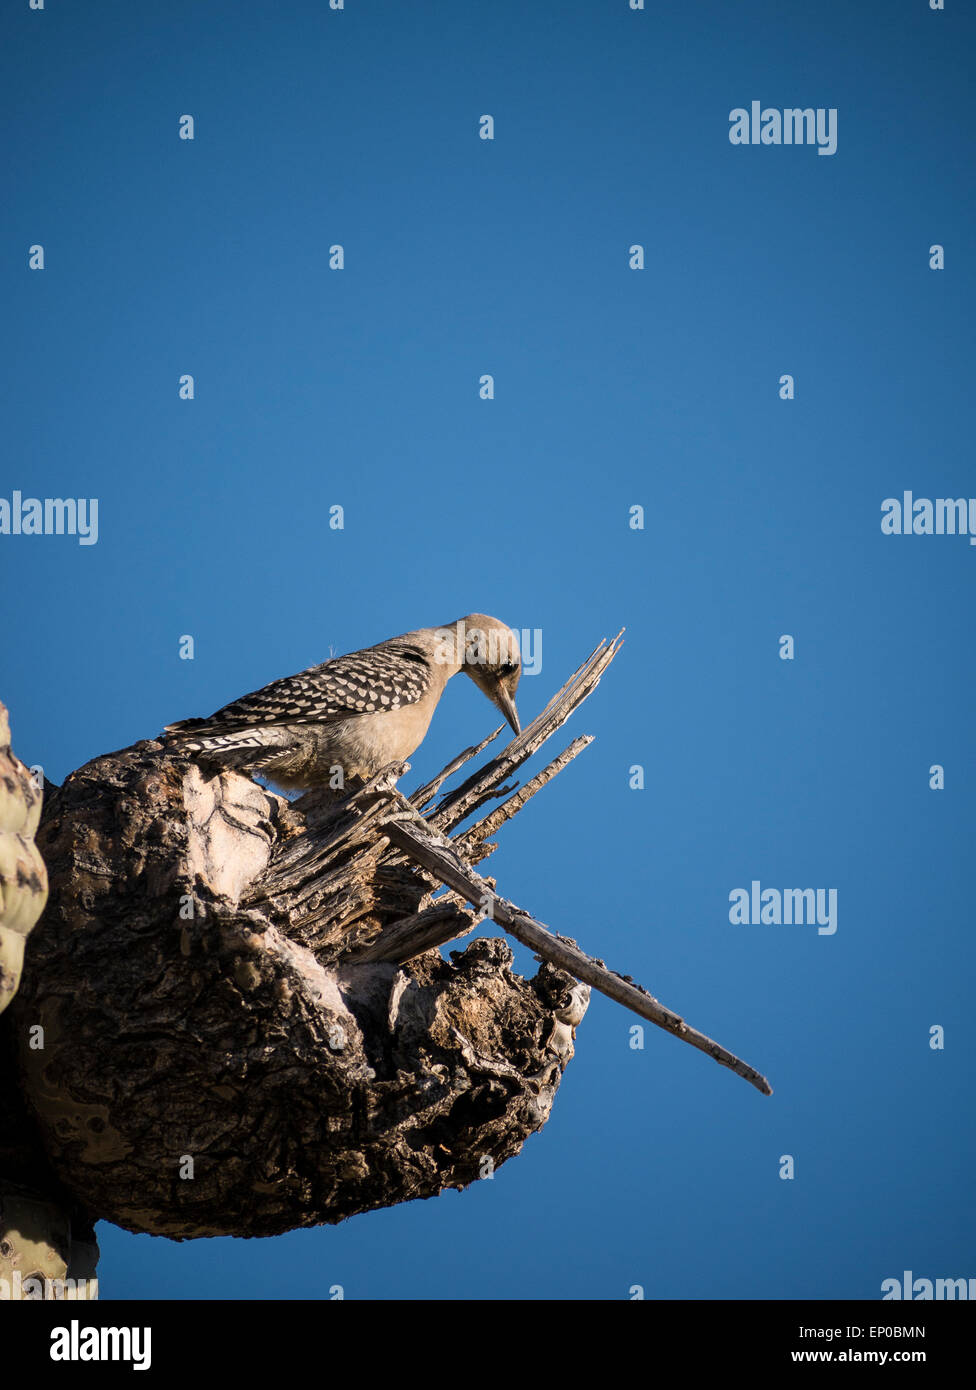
[10,736,591,1239]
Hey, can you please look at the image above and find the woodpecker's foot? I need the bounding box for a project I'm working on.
[342,761,411,813]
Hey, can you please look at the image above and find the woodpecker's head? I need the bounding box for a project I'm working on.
[454,613,522,736]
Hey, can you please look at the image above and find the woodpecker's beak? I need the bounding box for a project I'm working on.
[495,686,521,737]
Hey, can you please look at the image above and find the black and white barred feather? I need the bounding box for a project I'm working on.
[163,639,432,750]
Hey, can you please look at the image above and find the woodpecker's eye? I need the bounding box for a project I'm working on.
[499,661,519,676]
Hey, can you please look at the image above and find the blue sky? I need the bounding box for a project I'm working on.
[2,0,973,1299]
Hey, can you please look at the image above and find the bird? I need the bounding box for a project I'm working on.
[162,613,522,794]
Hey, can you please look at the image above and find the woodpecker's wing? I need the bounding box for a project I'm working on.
[163,642,431,739]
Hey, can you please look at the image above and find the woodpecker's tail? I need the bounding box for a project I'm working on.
[161,717,212,750]
[162,720,265,754]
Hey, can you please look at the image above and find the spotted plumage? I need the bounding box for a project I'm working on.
[171,644,431,741]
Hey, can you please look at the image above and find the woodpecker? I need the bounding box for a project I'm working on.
[162,614,522,793]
